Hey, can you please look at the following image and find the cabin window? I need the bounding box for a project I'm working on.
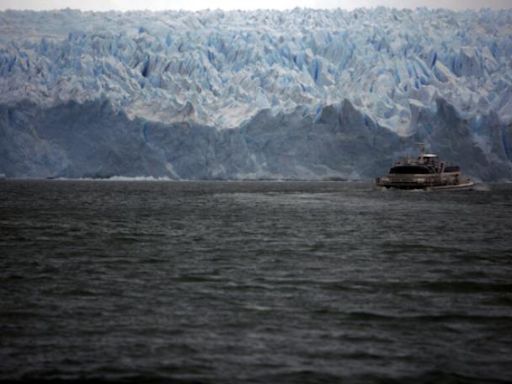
[389,166,431,174]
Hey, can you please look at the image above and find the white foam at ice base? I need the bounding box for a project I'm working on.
[53,176,175,181]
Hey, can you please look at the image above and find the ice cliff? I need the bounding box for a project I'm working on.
[1,8,511,180]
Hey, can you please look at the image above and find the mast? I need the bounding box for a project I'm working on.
[417,142,426,156]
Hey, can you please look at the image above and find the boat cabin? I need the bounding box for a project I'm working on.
[389,153,444,175]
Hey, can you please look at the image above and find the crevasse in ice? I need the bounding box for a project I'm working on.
[0,8,511,180]
[1,8,511,134]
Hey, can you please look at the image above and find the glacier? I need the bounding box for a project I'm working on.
[0,8,511,180]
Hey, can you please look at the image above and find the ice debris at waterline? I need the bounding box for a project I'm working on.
[0,8,511,180]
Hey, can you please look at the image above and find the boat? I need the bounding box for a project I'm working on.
[376,145,474,191]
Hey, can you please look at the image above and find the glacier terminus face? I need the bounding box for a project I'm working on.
[0,8,511,180]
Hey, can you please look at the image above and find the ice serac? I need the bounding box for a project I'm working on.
[0,8,512,180]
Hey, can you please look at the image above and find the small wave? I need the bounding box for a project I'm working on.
[473,183,491,191]
[244,304,273,312]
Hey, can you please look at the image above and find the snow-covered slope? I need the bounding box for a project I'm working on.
[1,8,512,180]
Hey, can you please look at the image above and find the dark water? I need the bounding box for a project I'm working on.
[1,180,512,383]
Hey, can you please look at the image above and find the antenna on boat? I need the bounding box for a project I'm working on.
[417,142,426,155]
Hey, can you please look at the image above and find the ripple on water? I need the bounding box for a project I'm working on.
[1,180,511,382]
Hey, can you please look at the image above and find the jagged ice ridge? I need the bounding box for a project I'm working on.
[1,8,511,180]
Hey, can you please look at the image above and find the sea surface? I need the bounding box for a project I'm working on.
[1,180,511,383]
